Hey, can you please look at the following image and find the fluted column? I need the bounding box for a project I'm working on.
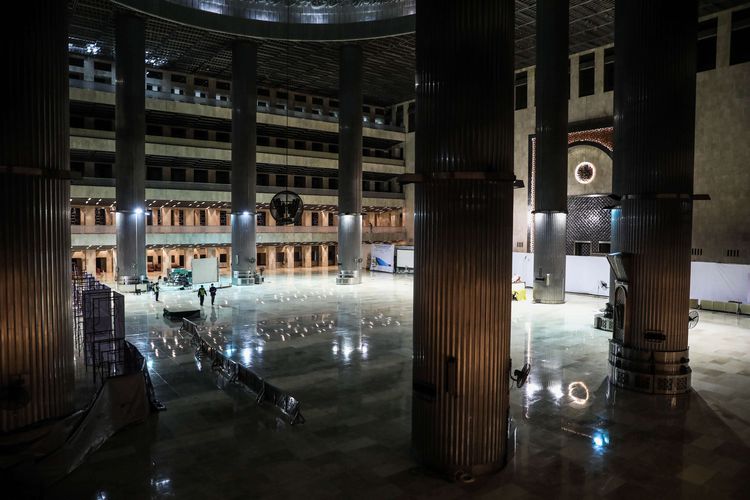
[231,40,259,285]
[412,0,515,477]
[336,45,363,285]
[533,0,569,304]
[608,0,697,394]
[162,248,171,277]
[0,0,73,431]
[85,250,97,275]
[608,206,622,305]
[115,13,146,284]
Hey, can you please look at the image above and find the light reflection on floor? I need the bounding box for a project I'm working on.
[51,269,750,499]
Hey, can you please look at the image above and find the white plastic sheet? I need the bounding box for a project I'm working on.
[191,257,219,285]
[690,261,750,303]
[396,247,414,269]
[565,255,612,296]
[512,252,750,302]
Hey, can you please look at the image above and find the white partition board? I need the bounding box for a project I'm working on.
[191,257,219,285]
[396,248,414,269]
[512,252,750,302]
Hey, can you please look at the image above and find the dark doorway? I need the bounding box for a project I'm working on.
[96,257,107,272]
[311,246,320,266]
[574,241,591,256]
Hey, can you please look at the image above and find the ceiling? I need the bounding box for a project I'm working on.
[160,0,415,24]
[68,0,745,106]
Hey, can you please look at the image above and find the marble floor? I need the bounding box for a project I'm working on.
[48,269,750,499]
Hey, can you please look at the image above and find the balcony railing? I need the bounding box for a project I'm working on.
[70,177,406,200]
[69,79,405,133]
[71,225,405,235]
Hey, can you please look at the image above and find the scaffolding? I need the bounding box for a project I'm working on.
[71,272,163,410]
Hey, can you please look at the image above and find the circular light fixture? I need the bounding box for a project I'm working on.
[574,162,596,184]
[270,191,304,226]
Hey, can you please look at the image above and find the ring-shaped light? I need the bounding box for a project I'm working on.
[574,162,596,184]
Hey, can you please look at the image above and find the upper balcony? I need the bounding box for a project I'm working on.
[70,224,407,248]
[68,79,406,142]
[70,127,405,176]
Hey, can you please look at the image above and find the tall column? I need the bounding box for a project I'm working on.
[716,11,732,69]
[594,47,606,95]
[527,68,536,108]
[162,248,171,277]
[608,206,622,306]
[285,246,295,270]
[0,0,73,432]
[115,13,146,284]
[85,250,97,275]
[231,40,259,286]
[533,0,569,304]
[412,0,515,477]
[569,55,580,100]
[336,45,364,285]
[608,0,697,394]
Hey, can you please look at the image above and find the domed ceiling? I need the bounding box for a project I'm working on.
[70,0,746,106]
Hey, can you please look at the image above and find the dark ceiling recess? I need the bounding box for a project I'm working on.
[69,0,745,106]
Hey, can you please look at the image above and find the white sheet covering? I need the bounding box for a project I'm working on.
[512,252,750,302]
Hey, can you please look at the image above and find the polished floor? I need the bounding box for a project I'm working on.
[50,269,750,499]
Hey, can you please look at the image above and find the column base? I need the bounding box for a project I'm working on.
[533,298,565,305]
[118,275,147,286]
[594,314,614,331]
[594,304,614,331]
[532,212,567,304]
[232,271,264,286]
[608,340,691,394]
[336,270,361,285]
[411,451,508,482]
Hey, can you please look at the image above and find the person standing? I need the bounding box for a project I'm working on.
[209,283,217,306]
[198,285,207,307]
[153,282,160,302]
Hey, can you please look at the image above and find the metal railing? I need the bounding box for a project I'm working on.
[69,78,406,133]
[182,318,305,425]
[71,224,407,235]
[71,271,165,410]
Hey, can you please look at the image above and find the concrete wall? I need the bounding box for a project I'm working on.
[69,86,405,142]
[693,62,750,263]
[403,131,415,244]
[509,41,750,264]
[70,133,405,175]
[567,145,612,196]
[70,184,404,209]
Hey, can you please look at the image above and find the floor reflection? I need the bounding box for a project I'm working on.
[50,270,750,499]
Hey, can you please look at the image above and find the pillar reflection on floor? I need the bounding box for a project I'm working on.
[44,270,750,498]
